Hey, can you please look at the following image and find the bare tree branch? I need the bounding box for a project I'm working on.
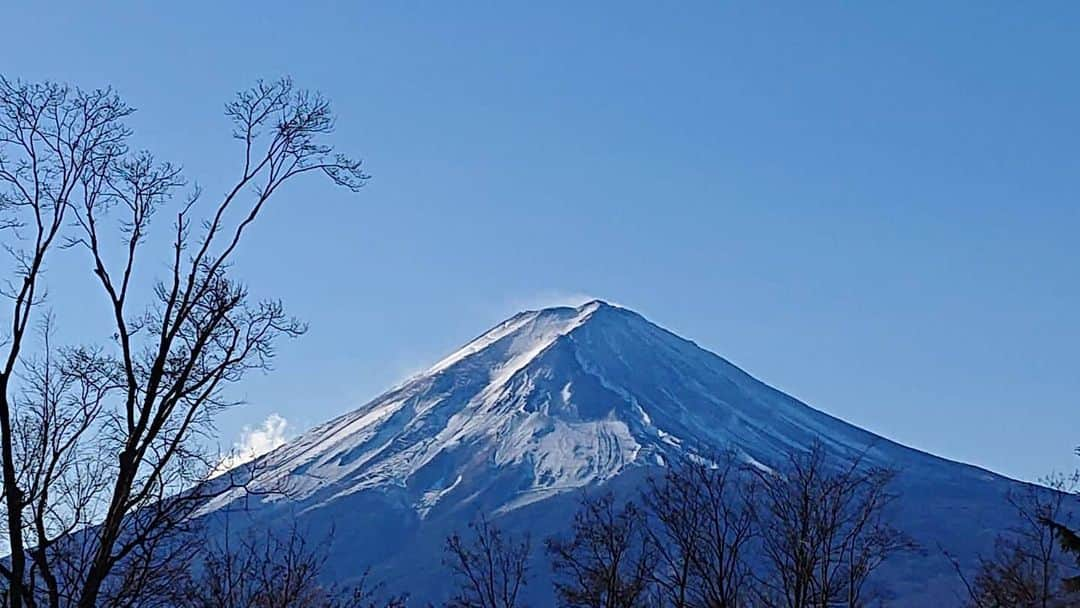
[445,516,531,608]
[0,74,366,608]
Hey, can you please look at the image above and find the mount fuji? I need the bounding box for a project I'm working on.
[200,300,1035,605]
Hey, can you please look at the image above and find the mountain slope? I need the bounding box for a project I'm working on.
[202,300,1030,605]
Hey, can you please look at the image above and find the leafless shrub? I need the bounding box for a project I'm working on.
[179,522,407,608]
[643,451,755,608]
[748,442,918,608]
[445,516,531,608]
[546,492,657,608]
[950,473,1080,608]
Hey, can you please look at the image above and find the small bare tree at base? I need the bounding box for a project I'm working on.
[179,522,408,608]
[749,442,918,608]
[0,75,366,608]
[444,516,531,608]
[642,452,755,608]
[949,473,1080,608]
[546,492,657,608]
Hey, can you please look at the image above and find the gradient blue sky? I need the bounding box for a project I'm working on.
[4,2,1077,482]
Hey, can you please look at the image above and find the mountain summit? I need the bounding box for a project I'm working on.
[203,301,1024,605]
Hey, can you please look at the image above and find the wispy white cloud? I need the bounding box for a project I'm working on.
[505,290,616,313]
[211,414,289,477]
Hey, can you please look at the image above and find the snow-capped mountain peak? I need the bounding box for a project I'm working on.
[209,300,932,518]
[199,300,1029,606]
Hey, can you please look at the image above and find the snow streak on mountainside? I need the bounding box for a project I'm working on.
[200,300,1026,606]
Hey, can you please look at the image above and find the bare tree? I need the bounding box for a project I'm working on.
[546,492,656,608]
[445,516,531,608]
[642,452,755,608]
[0,78,133,608]
[951,473,1080,608]
[0,75,366,608]
[749,442,917,608]
[179,522,407,608]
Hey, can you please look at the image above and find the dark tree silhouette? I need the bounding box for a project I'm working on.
[1044,520,1080,594]
[445,516,531,608]
[546,492,656,608]
[1041,463,1080,595]
[0,75,366,608]
[642,452,755,608]
[749,442,917,608]
[179,522,407,608]
[952,473,1080,608]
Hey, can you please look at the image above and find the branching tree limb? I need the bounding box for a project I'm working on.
[643,451,755,608]
[0,75,366,608]
[179,520,407,608]
[546,492,657,608]
[961,473,1080,608]
[445,516,531,608]
[748,442,918,608]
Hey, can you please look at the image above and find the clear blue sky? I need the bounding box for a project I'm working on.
[5,2,1077,482]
